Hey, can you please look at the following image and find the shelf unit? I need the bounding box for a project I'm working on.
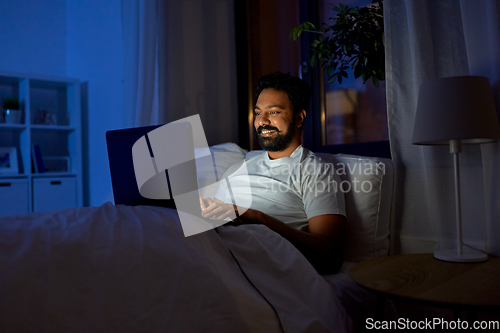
[0,71,82,216]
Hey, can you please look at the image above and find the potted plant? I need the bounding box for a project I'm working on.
[290,0,384,86]
[2,97,22,124]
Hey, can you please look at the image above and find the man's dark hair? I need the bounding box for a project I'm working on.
[256,72,311,116]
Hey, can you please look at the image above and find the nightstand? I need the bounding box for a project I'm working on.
[349,254,500,320]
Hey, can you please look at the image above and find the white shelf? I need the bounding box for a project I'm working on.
[0,124,27,130]
[32,172,77,178]
[30,125,76,131]
[0,174,28,179]
[0,71,83,215]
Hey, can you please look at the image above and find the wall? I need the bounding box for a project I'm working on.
[66,0,124,206]
[0,0,124,207]
[0,0,67,76]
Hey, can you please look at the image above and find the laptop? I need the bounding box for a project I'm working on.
[106,124,196,209]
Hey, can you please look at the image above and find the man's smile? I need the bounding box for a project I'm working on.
[260,129,278,137]
[257,126,280,138]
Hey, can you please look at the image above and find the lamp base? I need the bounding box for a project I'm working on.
[434,248,488,263]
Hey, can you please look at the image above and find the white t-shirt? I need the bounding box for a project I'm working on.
[214,145,346,230]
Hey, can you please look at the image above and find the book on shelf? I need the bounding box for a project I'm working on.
[31,145,38,173]
[31,145,45,173]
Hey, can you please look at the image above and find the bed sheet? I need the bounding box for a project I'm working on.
[0,203,351,332]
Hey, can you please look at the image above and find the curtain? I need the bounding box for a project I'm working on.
[122,0,160,127]
[385,0,500,254]
[122,0,239,146]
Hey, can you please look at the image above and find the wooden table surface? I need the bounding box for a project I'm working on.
[349,253,500,308]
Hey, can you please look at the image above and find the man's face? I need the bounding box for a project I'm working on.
[254,88,297,152]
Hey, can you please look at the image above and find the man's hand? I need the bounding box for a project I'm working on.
[199,196,237,220]
[199,196,260,222]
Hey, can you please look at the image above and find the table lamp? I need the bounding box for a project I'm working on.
[413,76,500,262]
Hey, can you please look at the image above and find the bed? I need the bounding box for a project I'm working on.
[0,140,393,332]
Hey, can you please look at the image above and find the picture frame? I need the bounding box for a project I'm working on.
[0,147,19,174]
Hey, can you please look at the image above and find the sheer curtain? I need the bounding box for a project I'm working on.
[122,0,160,127]
[385,0,500,254]
[122,0,238,145]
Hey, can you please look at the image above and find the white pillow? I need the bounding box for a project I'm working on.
[314,153,393,262]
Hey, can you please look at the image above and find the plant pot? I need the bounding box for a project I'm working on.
[4,109,22,124]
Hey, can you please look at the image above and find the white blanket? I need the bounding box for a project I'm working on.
[0,203,351,332]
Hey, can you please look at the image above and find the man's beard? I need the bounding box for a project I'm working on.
[257,118,296,152]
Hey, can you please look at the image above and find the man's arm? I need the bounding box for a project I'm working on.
[200,197,346,275]
[243,210,346,275]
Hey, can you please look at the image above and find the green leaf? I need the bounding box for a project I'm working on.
[372,75,379,87]
[310,55,316,67]
[307,22,316,30]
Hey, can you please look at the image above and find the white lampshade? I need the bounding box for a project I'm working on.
[413,76,500,145]
[412,75,500,262]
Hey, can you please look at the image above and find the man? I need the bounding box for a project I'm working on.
[200,72,346,274]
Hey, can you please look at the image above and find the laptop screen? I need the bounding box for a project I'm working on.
[106,124,177,209]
